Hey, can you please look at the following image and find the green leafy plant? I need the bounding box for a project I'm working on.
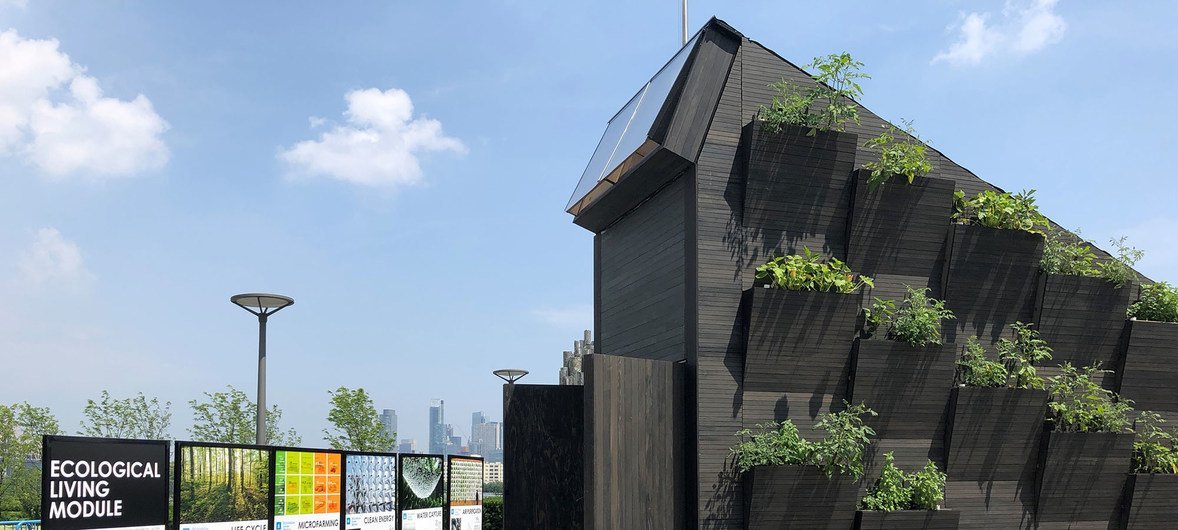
[909,459,947,510]
[1098,236,1143,288]
[755,247,874,293]
[996,322,1053,389]
[759,52,868,134]
[862,122,933,191]
[860,454,946,511]
[1040,228,1097,276]
[863,297,896,338]
[1047,362,1134,433]
[731,420,815,473]
[860,452,910,511]
[1133,411,1178,474]
[887,287,955,346]
[812,402,878,480]
[952,189,1048,235]
[1129,282,1178,323]
[956,337,1008,387]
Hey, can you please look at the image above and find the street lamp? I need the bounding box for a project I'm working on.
[493,369,529,384]
[231,293,294,445]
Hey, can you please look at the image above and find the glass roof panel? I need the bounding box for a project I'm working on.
[566,33,701,212]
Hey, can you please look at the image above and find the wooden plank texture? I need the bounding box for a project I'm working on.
[1119,320,1178,420]
[854,510,961,530]
[846,171,955,281]
[503,384,584,530]
[1034,273,1135,384]
[942,224,1044,345]
[1124,473,1178,529]
[743,465,859,529]
[1036,431,1134,525]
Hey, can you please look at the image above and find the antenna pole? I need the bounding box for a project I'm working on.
[682,0,688,44]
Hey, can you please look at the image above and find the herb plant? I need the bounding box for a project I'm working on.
[1132,411,1178,474]
[755,247,874,293]
[863,297,896,338]
[1097,236,1143,288]
[952,189,1048,235]
[1040,229,1097,276]
[759,53,868,134]
[860,453,946,511]
[888,288,954,346]
[731,402,877,480]
[862,122,933,191]
[956,337,1008,387]
[1129,282,1178,323]
[732,420,814,473]
[1047,363,1134,433]
[996,322,1053,389]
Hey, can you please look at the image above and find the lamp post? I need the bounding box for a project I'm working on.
[231,293,294,445]
[493,369,529,384]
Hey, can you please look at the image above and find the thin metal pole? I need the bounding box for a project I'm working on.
[682,0,688,45]
[257,314,268,445]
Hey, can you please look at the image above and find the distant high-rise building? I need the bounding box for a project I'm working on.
[471,412,487,453]
[379,409,398,450]
[449,435,463,454]
[472,421,502,460]
[559,330,592,385]
[398,438,417,454]
[484,461,504,484]
[429,399,445,454]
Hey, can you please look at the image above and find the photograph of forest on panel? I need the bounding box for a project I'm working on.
[447,456,483,530]
[398,454,445,530]
[273,450,341,526]
[343,454,397,530]
[176,443,270,530]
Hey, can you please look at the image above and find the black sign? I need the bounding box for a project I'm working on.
[41,435,169,530]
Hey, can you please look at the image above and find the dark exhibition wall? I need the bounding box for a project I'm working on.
[505,17,1178,530]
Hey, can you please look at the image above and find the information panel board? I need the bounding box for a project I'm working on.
[446,456,483,530]
[174,442,271,530]
[41,435,169,530]
[342,453,397,530]
[397,454,445,530]
[273,449,342,530]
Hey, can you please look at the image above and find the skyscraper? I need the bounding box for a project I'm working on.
[398,438,417,454]
[471,411,487,452]
[472,421,503,461]
[379,409,398,450]
[428,399,445,454]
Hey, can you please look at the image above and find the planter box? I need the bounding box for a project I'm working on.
[941,224,1044,345]
[743,123,857,258]
[855,510,960,530]
[743,464,858,529]
[1037,431,1134,525]
[1034,273,1135,388]
[846,170,955,282]
[1119,320,1178,420]
[945,387,1048,482]
[1123,473,1178,529]
[744,287,859,396]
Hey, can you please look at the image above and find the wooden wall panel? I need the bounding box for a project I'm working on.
[1124,473,1178,529]
[1037,431,1134,526]
[584,354,687,530]
[502,384,584,530]
[598,176,687,362]
[942,224,1044,345]
[1034,274,1135,385]
[1119,320,1178,421]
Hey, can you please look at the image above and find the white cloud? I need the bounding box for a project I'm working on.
[18,227,94,286]
[0,0,28,9]
[531,304,593,328]
[933,0,1067,66]
[279,87,466,188]
[0,29,169,177]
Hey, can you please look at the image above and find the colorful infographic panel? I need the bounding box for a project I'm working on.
[273,450,342,530]
[447,456,484,530]
[176,443,270,530]
[398,454,445,530]
[343,454,397,530]
[41,436,169,530]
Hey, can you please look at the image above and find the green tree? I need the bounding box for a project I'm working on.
[188,385,301,446]
[0,402,61,518]
[323,387,395,451]
[79,390,171,439]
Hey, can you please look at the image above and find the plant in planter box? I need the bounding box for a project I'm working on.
[1040,228,1098,277]
[863,287,955,346]
[732,420,815,473]
[952,189,1048,235]
[861,121,934,191]
[955,336,1008,387]
[732,402,878,480]
[1129,281,1178,323]
[1132,411,1178,474]
[755,247,874,293]
[759,52,869,135]
[996,322,1053,389]
[1046,362,1134,433]
[1095,235,1143,288]
[860,453,948,511]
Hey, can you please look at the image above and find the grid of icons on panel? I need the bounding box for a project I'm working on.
[275,451,342,514]
[345,455,397,512]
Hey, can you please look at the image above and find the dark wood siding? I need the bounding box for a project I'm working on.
[502,384,584,530]
[598,176,687,362]
[584,354,687,530]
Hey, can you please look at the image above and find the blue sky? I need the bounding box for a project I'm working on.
[1,1,1175,446]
